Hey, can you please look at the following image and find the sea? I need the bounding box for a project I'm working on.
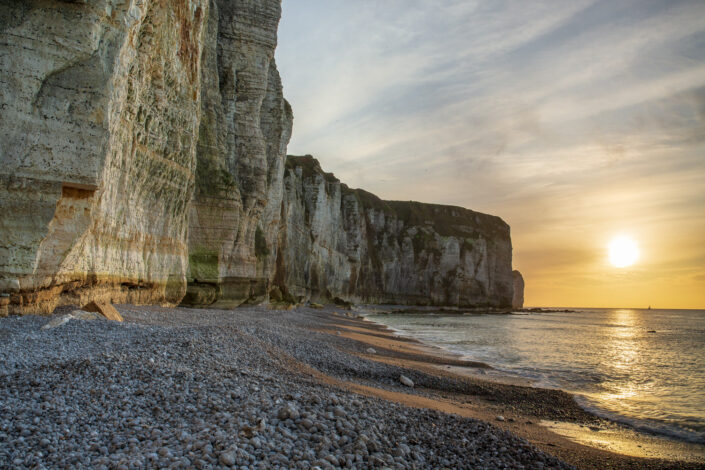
[365,307,705,444]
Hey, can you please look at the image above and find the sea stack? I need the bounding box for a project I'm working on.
[512,270,525,309]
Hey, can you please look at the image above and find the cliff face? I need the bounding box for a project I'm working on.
[184,0,292,308]
[0,2,515,314]
[275,156,514,308]
[1,0,210,315]
[0,0,291,315]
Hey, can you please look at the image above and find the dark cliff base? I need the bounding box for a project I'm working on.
[361,305,517,315]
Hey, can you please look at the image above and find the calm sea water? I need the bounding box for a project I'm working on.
[366,308,705,444]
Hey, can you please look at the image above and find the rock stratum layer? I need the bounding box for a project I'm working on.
[0,1,515,315]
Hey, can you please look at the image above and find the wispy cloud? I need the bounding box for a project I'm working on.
[277,0,705,308]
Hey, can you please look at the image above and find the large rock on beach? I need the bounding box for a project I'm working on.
[82,301,123,322]
[41,310,101,330]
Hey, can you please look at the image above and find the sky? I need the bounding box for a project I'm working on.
[275,0,705,309]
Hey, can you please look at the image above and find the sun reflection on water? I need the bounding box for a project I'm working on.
[372,307,705,443]
[600,309,642,401]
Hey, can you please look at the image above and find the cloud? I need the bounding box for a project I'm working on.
[276,0,705,307]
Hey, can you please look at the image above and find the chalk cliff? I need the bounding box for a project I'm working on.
[183,0,292,308]
[0,1,515,315]
[273,156,513,308]
[1,0,211,315]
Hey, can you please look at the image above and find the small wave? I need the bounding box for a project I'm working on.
[365,309,705,446]
[574,395,705,445]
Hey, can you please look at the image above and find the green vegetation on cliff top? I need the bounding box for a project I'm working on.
[286,155,339,184]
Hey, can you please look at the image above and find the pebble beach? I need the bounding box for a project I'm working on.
[1,305,702,469]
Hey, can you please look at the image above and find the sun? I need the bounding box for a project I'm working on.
[608,235,640,268]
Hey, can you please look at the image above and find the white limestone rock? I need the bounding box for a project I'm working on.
[41,310,101,330]
[399,375,414,388]
[274,156,514,309]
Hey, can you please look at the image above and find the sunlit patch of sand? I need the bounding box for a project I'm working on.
[541,420,705,463]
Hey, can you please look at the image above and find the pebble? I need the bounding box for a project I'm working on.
[250,437,261,449]
[219,451,236,466]
[301,418,314,429]
[0,305,573,470]
[399,375,414,387]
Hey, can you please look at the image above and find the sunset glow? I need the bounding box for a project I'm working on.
[277,0,705,308]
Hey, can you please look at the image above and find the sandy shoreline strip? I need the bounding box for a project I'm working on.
[321,308,705,469]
